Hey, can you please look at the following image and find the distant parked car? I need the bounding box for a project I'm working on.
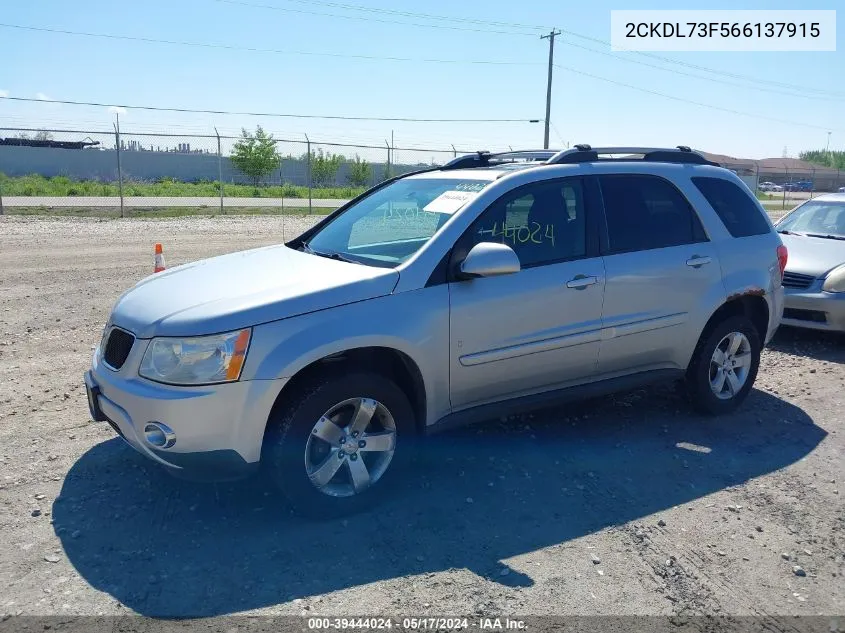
[838,186,845,193]
[759,181,783,192]
[776,192,845,333]
[784,181,813,192]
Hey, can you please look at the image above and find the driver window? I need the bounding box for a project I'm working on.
[464,179,587,268]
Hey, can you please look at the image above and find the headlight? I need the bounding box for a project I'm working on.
[822,264,845,293]
[139,328,251,385]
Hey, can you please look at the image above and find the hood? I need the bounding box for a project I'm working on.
[780,233,845,278]
[110,245,399,338]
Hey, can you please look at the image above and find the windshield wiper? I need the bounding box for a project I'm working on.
[300,242,358,263]
[777,229,799,235]
[804,233,845,241]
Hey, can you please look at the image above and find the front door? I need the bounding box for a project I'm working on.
[448,177,606,410]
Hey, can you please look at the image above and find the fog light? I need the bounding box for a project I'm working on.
[144,422,176,449]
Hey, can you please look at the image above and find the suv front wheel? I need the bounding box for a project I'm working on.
[262,371,416,517]
[686,315,761,415]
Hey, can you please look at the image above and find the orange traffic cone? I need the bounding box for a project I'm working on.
[154,243,166,273]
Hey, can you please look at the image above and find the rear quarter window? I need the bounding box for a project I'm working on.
[692,177,771,238]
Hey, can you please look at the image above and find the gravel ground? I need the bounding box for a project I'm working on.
[0,215,843,622]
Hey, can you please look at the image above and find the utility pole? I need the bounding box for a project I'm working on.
[114,112,125,218]
[826,131,832,155]
[541,28,561,150]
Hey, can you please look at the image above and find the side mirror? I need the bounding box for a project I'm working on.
[459,242,521,279]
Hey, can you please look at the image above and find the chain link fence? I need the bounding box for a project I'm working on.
[0,126,469,218]
[721,160,845,212]
[1,127,843,218]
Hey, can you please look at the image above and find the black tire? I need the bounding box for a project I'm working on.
[262,371,417,518]
[685,315,761,415]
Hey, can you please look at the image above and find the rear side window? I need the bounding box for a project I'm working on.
[599,174,707,254]
[692,177,771,237]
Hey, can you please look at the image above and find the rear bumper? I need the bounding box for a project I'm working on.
[782,289,845,332]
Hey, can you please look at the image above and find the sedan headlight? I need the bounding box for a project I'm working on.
[139,329,251,385]
[822,264,845,293]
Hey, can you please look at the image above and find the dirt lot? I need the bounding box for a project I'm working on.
[0,216,843,621]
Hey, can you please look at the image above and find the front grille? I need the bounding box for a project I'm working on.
[103,328,135,370]
[781,271,816,289]
[783,308,827,323]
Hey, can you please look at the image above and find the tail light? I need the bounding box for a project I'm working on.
[777,244,788,279]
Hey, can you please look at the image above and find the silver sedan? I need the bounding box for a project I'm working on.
[776,193,845,332]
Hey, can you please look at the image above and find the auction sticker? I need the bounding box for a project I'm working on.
[423,190,478,215]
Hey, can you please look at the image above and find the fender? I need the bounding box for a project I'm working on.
[241,286,452,427]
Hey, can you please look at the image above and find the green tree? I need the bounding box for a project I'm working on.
[346,154,372,187]
[310,149,344,187]
[799,149,845,170]
[230,126,281,186]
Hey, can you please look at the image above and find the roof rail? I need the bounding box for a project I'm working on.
[547,145,719,166]
[442,149,560,170]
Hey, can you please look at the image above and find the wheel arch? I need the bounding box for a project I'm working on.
[265,346,428,438]
[695,291,770,361]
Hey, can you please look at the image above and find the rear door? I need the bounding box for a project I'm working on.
[596,173,725,374]
[448,177,606,409]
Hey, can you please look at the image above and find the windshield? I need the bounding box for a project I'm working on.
[777,201,845,238]
[303,177,490,267]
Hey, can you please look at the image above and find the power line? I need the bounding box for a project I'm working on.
[549,122,567,147]
[213,0,844,99]
[262,0,547,32]
[0,23,541,66]
[557,38,844,103]
[214,0,845,97]
[553,64,842,133]
[0,95,540,123]
[211,0,539,37]
[556,29,845,99]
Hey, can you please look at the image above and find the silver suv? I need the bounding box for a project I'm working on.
[85,145,786,516]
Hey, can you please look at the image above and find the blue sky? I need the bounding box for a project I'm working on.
[0,0,841,160]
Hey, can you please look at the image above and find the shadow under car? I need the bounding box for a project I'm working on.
[53,384,825,617]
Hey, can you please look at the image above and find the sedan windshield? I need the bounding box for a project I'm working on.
[777,201,845,239]
[303,177,490,267]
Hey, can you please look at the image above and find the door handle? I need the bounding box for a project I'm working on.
[566,275,598,290]
[686,255,712,268]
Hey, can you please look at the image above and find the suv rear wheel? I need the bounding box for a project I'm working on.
[262,371,416,517]
[686,315,761,415]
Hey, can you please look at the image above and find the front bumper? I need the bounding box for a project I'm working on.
[782,288,845,333]
[85,342,286,481]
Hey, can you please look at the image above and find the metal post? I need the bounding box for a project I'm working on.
[540,29,561,150]
[782,167,788,211]
[451,144,457,158]
[305,133,312,215]
[113,114,125,218]
[214,127,224,214]
[810,168,815,199]
[385,140,391,181]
